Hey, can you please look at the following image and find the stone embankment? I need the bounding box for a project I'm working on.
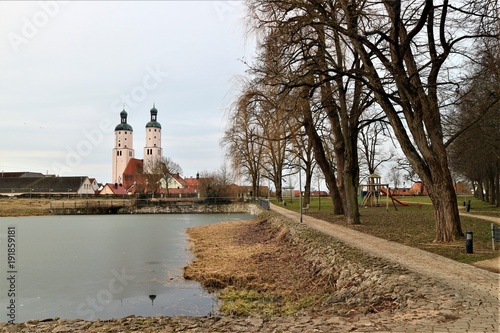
[261,211,477,317]
[131,202,258,215]
[0,207,487,332]
[50,202,257,215]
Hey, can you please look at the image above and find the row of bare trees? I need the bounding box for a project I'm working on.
[222,0,498,242]
[448,36,500,206]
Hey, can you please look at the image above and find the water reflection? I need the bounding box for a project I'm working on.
[0,213,252,322]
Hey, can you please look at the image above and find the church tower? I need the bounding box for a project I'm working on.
[112,109,135,184]
[143,104,163,173]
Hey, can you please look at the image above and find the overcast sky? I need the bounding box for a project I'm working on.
[0,1,255,182]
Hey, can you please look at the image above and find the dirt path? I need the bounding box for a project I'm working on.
[271,203,499,332]
[459,211,500,225]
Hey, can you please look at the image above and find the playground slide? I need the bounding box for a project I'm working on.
[380,188,410,206]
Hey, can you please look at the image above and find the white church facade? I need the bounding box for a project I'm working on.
[112,105,163,185]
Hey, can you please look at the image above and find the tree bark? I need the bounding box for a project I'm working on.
[302,108,344,215]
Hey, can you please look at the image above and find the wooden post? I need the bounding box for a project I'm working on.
[386,186,389,212]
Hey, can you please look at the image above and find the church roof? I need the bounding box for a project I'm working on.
[115,123,134,131]
[146,104,162,129]
[145,121,161,129]
[115,109,134,131]
[123,158,144,175]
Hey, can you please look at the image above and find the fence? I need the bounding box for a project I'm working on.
[49,199,133,210]
[49,197,247,211]
[258,198,270,210]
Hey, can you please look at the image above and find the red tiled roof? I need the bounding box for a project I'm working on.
[184,177,201,187]
[171,173,188,187]
[123,158,144,175]
[101,183,128,195]
[122,159,145,189]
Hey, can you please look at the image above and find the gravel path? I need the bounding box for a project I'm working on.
[271,203,499,333]
[459,212,500,225]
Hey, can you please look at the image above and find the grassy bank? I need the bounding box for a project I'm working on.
[276,197,499,264]
[0,198,133,217]
[183,218,336,316]
[183,213,476,325]
[0,198,52,216]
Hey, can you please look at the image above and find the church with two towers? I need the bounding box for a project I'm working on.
[112,105,163,185]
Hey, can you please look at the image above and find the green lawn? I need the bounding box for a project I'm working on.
[272,196,499,264]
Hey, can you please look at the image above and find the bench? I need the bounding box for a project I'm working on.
[303,204,310,213]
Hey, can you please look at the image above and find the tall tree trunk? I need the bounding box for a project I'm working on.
[303,171,312,206]
[342,129,361,224]
[274,174,283,202]
[302,109,344,215]
[477,180,485,200]
[426,171,463,241]
[496,167,499,207]
[489,176,496,205]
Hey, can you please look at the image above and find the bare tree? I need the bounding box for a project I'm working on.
[161,157,183,197]
[358,114,395,178]
[324,0,497,241]
[142,162,162,197]
[449,38,500,206]
[143,156,182,197]
[386,164,402,190]
[222,86,265,199]
[246,0,375,223]
[198,165,234,200]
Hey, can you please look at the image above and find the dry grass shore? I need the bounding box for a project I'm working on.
[184,218,337,316]
[0,198,52,217]
[0,198,131,217]
[182,215,476,329]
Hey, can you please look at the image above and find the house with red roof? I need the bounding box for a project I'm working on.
[100,183,129,196]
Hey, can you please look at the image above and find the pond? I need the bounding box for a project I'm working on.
[0,213,253,323]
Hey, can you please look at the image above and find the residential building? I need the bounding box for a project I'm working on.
[0,176,95,197]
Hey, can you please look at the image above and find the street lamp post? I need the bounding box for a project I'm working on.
[318,177,321,211]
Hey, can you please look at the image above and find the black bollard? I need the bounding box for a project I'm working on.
[466,230,473,254]
[466,200,471,212]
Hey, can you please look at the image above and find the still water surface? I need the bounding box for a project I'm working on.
[0,213,253,322]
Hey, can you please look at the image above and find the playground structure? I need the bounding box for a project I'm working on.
[359,173,410,210]
[380,188,410,207]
